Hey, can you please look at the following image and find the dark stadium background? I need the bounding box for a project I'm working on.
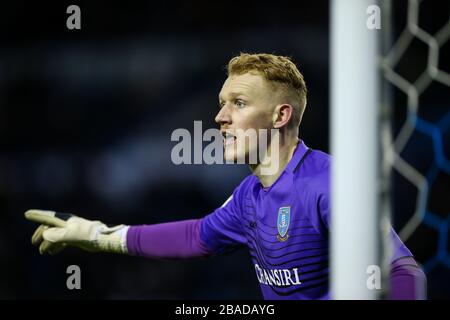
[0,0,449,299]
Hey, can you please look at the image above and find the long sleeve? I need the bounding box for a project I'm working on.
[389,256,427,300]
[126,218,212,259]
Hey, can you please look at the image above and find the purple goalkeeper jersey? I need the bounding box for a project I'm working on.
[199,140,412,300]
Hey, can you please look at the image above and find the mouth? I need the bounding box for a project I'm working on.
[222,131,236,147]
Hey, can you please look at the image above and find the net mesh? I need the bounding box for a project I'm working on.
[380,0,450,279]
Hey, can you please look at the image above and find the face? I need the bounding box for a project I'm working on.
[216,72,276,163]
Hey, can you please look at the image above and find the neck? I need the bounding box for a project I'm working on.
[250,129,299,188]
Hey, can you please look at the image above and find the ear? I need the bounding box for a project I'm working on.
[272,104,293,129]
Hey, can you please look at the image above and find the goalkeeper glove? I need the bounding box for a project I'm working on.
[25,209,129,255]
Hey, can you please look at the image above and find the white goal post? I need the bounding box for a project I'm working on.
[330,0,382,299]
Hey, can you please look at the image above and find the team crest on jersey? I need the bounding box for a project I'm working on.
[277,206,290,242]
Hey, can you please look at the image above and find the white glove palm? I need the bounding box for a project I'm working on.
[25,210,129,255]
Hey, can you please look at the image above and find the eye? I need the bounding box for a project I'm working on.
[219,101,225,109]
[235,99,246,108]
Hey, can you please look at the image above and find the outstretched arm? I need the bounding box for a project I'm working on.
[25,209,211,258]
[126,219,211,258]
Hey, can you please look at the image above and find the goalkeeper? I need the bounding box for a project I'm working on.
[25,53,426,300]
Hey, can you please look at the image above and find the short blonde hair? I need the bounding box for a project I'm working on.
[227,53,307,127]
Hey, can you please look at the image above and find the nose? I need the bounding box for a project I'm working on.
[215,104,232,126]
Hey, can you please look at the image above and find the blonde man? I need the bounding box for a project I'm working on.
[26,53,426,299]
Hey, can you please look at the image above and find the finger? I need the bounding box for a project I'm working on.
[31,225,48,246]
[43,227,69,243]
[39,239,57,255]
[48,243,67,255]
[25,210,71,228]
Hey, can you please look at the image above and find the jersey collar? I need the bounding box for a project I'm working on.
[285,139,310,174]
[259,140,310,192]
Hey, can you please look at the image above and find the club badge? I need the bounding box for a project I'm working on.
[277,206,290,242]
